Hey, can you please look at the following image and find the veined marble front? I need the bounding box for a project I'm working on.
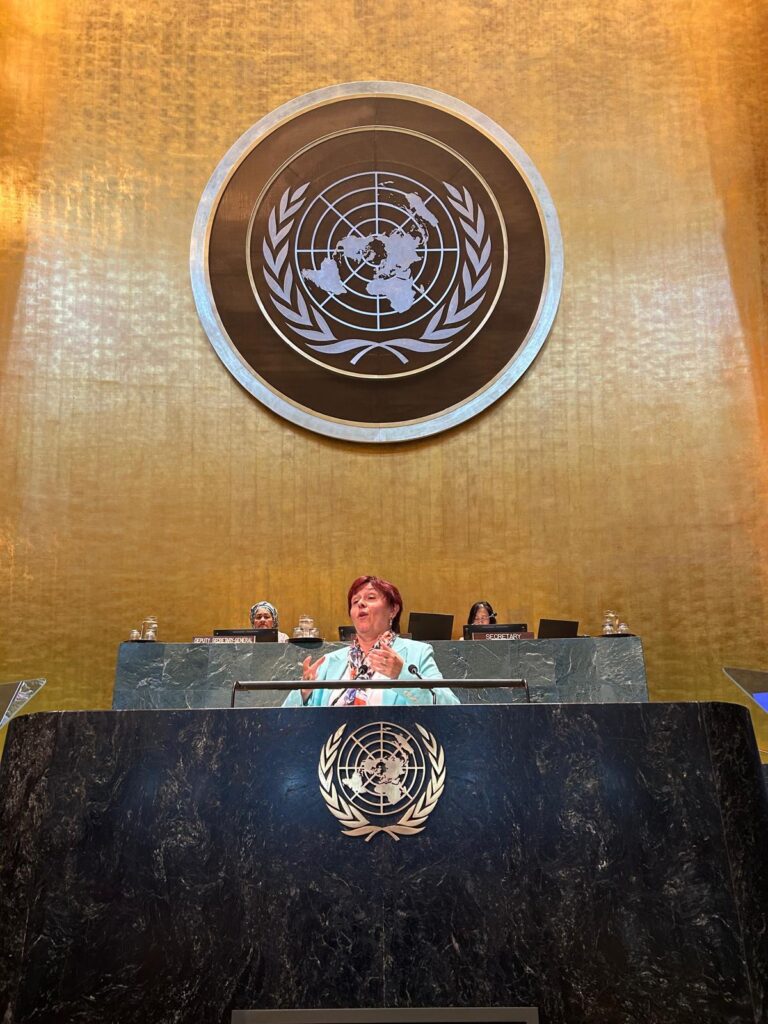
[1,702,765,1022]
[111,637,648,709]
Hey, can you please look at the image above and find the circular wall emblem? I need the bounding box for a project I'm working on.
[191,82,563,443]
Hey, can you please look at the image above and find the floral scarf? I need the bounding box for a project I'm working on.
[337,630,396,705]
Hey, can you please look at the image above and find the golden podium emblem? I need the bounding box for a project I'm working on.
[318,722,446,841]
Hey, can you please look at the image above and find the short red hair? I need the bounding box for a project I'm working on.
[347,576,403,633]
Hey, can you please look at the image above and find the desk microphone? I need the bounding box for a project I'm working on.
[408,665,437,705]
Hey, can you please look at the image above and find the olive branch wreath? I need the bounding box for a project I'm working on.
[261,181,492,366]
[318,723,446,841]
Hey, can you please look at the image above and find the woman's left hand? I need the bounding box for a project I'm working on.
[367,646,405,679]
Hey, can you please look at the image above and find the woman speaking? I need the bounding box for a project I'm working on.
[283,575,459,707]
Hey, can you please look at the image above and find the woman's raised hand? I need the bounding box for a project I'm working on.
[367,646,404,680]
[301,654,325,704]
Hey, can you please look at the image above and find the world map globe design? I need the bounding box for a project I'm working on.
[337,722,427,816]
[194,82,562,440]
[296,172,461,333]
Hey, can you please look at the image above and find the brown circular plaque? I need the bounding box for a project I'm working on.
[190,83,563,442]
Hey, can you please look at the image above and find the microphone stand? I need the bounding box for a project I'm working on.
[408,664,437,704]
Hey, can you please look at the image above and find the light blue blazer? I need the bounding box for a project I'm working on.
[282,636,460,707]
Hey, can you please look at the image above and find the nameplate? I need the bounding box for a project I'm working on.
[232,1010,539,1024]
[193,636,257,644]
[469,631,534,641]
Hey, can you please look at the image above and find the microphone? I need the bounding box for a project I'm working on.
[408,665,437,705]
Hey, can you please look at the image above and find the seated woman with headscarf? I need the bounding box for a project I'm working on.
[250,600,289,643]
[283,575,459,707]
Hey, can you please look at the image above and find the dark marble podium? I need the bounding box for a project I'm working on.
[112,636,648,709]
[1,702,766,1024]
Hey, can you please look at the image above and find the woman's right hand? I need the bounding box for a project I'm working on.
[301,655,325,703]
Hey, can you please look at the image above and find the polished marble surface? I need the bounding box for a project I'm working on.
[112,637,648,709]
[1,701,765,1023]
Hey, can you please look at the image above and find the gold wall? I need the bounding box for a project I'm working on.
[1,0,767,752]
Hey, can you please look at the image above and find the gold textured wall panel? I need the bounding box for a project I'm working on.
[1,0,767,752]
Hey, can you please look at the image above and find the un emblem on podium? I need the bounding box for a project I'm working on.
[318,722,446,840]
[191,81,563,442]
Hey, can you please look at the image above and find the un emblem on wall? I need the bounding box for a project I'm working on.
[191,82,563,442]
[318,722,446,841]
[258,170,499,377]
